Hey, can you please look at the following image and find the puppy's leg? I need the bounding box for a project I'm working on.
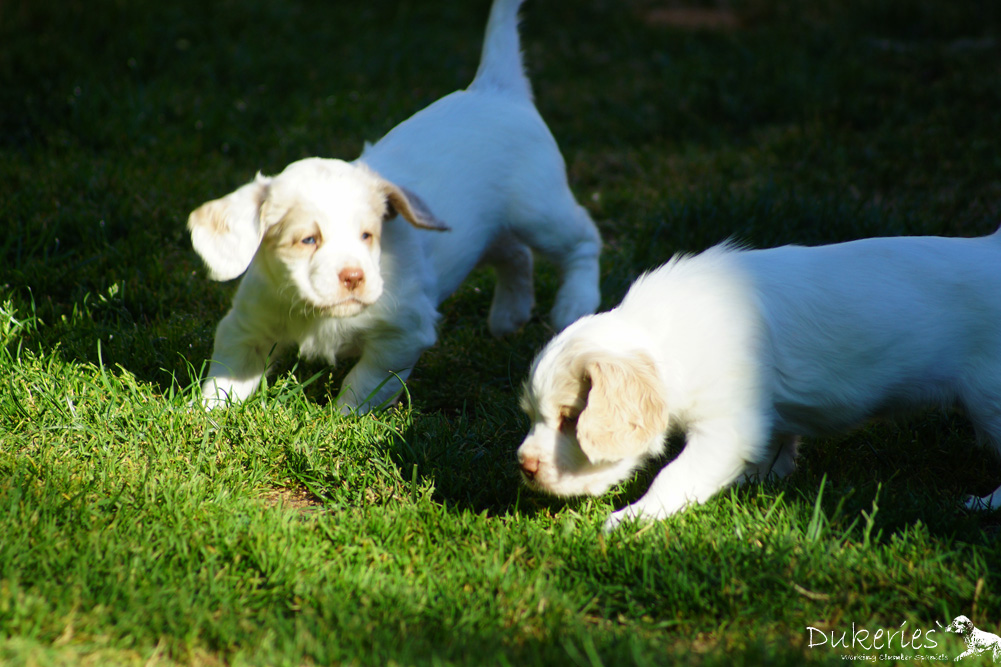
[969,483,1001,510]
[201,311,278,407]
[338,321,438,413]
[604,415,767,531]
[338,358,414,414]
[481,233,535,337]
[740,434,799,484]
[549,233,602,332]
[510,190,601,331]
[963,401,1001,509]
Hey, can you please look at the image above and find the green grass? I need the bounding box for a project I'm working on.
[2,0,1001,664]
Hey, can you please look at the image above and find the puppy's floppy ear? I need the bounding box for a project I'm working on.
[576,353,669,463]
[382,182,450,232]
[187,174,271,281]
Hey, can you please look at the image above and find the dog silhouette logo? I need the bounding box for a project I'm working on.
[938,616,1001,661]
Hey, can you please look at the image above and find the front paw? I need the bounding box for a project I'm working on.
[602,493,694,532]
[602,504,659,533]
[200,375,261,409]
[488,298,533,337]
[602,508,635,533]
[200,385,231,410]
[965,493,998,510]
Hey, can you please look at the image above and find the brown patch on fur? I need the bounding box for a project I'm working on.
[187,174,269,237]
[260,203,322,250]
[383,182,450,231]
[354,162,448,231]
[575,353,669,463]
[188,198,231,236]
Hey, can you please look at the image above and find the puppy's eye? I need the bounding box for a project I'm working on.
[361,231,373,243]
[300,236,317,246]
[558,412,579,436]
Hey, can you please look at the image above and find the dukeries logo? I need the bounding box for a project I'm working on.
[806,617,1000,662]
[938,616,1001,661]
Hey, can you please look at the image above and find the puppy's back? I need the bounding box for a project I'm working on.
[741,233,1001,433]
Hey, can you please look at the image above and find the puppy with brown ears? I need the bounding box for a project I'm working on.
[519,342,672,498]
[518,233,1001,530]
[188,0,601,411]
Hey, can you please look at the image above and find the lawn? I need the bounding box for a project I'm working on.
[2,0,1001,664]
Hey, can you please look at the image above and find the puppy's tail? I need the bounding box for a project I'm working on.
[469,0,533,100]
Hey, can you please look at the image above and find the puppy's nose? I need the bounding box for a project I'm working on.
[339,267,365,292]
[520,455,539,481]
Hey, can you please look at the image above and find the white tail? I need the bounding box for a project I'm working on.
[469,0,532,99]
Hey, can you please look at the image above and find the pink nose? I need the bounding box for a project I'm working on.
[520,456,539,481]
[339,267,365,292]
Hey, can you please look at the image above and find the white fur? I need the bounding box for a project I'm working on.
[517,230,1001,530]
[940,615,1001,661]
[188,0,601,411]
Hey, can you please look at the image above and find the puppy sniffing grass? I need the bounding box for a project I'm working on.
[518,231,1001,530]
[188,0,601,411]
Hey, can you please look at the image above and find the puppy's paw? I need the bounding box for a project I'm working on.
[965,493,999,510]
[200,387,232,411]
[602,509,632,533]
[603,490,697,532]
[488,284,536,338]
[200,375,262,409]
[602,505,656,533]
[488,293,534,337]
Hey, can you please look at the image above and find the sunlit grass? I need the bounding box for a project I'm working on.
[2,0,1000,663]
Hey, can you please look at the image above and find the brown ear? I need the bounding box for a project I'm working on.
[576,354,669,463]
[187,174,271,280]
[383,183,450,231]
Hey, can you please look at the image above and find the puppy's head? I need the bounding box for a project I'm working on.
[517,317,670,497]
[187,157,448,317]
[943,616,974,635]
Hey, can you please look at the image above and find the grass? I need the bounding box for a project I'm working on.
[2,0,1001,663]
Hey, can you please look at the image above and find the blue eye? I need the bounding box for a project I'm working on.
[361,232,373,242]
[301,236,317,245]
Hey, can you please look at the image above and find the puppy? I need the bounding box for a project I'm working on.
[939,615,1001,660]
[188,0,601,410]
[517,230,1001,530]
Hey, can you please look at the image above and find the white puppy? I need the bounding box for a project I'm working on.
[188,0,601,410]
[517,230,1001,530]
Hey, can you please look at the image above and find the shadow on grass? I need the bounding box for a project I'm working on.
[396,403,1001,548]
